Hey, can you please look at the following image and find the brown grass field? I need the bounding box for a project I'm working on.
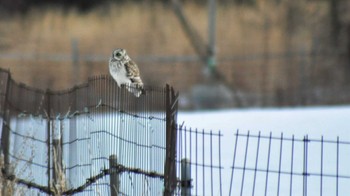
[0,1,348,106]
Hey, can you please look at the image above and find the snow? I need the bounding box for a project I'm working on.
[178,105,350,196]
[179,105,350,139]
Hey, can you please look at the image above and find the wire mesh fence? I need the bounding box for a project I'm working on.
[0,68,179,195]
[1,67,349,196]
[175,126,223,196]
[229,130,350,196]
[2,49,350,109]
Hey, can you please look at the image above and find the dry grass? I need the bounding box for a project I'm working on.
[0,1,345,96]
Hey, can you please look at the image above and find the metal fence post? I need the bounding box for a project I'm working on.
[71,38,79,85]
[0,71,14,196]
[109,154,119,196]
[46,89,52,192]
[181,158,191,196]
[207,0,216,75]
[164,84,179,196]
[52,120,63,194]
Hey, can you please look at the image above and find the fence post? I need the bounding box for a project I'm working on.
[71,38,79,85]
[303,135,309,196]
[0,70,14,196]
[181,158,191,196]
[52,120,64,194]
[109,154,119,196]
[164,84,179,196]
[46,89,52,192]
[207,0,216,75]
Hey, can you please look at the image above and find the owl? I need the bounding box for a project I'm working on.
[109,48,145,97]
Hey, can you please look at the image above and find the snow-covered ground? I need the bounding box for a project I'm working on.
[179,105,350,138]
[178,105,350,196]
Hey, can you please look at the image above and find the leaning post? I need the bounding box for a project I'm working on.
[53,119,64,194]
[164,85,179,196]
[181,158,192,196]
[109,154,120,196]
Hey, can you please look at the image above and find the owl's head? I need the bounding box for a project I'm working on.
[112,48,127,61]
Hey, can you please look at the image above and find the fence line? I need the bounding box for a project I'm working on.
[2,48,350,109]
[175,126,223,196]
[1,67,350,195]
[0,68,179,195]
[0,50,340,64]
[229,130,350,196]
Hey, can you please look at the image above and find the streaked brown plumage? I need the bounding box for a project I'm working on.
[109,48,144,97]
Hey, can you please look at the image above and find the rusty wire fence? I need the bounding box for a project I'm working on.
[0,68,180,195]
[229,130,350,196]
[1,66,349,196]
[174,126,223,196]
[0,67,224,196]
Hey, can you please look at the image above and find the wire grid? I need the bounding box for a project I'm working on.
[60,76,167,195]
[0,68,170,195]
[175,126,223,196]
[1,74,49,195]
[229,130,350,196]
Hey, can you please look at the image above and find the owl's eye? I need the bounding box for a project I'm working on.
[116,52,122,57]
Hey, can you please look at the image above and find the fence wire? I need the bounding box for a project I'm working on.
[175,126,223,196]
[229,130,350,196]
[1,67,349,196]
[0,68,178,195]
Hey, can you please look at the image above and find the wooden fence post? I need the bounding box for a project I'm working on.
[181,158,191,196]
[109,154,119,196]
[0,70,14,196]
[52,120,64,194]
[207,0,216,75]
[46,89,52,192]
[164,84,179,196]
[71,38,79,85]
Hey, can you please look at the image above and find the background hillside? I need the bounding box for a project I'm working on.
[0,0,349,108]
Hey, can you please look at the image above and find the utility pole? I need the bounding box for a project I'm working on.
[207,0,217,77]
[71,38,79,85]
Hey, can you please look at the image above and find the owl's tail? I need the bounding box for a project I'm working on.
[125,84,145,97]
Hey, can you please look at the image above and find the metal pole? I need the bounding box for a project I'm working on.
[181,158,191,196]
[164,85,178,196]
[1,71,12,196]
[0,71,9,162]
[207,0,216,75]
[52,120,63,194]
[46,89,51,192]
[109,154,119,196]
[71,38,79,85]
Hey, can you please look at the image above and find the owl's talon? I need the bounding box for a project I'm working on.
[141,88,146,95]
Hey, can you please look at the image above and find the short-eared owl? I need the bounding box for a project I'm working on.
[109,48,144,97]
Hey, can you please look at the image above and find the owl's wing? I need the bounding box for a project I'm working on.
[124,60,144,90]
[125,60,141,77]
[125,60,140,77]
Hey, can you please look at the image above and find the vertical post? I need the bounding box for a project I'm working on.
[207,0,216,76]
[320,136,323,196]
[1,70,13,196]
[164,85,179,196]
[109,154,119,196]
[171,0,207,63]
[52,120,63,194]
[46,89,51,192]
[71,38,79,85]
[181,158,191,196]
[261,16,270,106]
[1,71,10,168]
[330,0,340,45]
[303,135,309,196]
